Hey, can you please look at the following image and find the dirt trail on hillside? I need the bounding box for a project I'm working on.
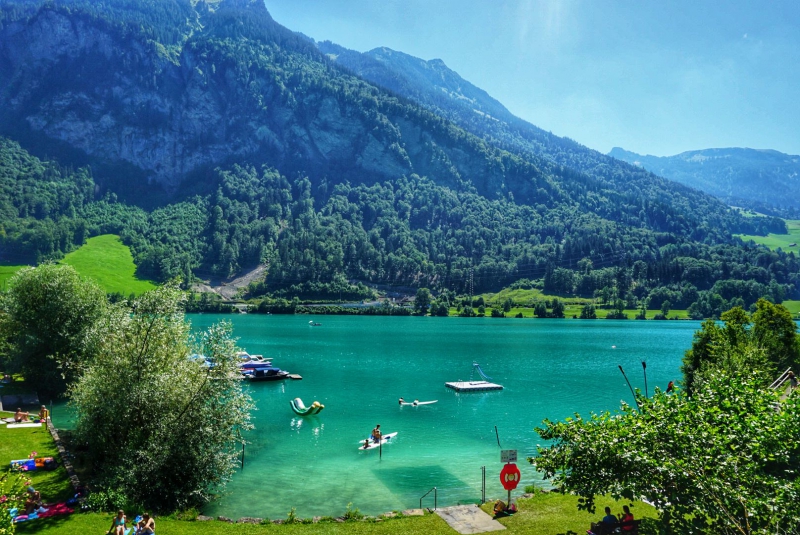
[191,264,267,299]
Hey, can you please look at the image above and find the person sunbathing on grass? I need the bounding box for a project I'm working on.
[14,408,29,423]
[109,509,126,535]
[136,513,155,535]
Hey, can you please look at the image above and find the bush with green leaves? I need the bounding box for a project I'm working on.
[0,264,107,396]
[0,471,26,535]
[69,284,254,512]
[531,369,800,533]
[682,299,800,394]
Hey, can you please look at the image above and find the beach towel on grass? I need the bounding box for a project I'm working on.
[7,422,43,428]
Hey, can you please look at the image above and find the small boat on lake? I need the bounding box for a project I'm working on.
[242,366,289,381]
[237,351,272,367]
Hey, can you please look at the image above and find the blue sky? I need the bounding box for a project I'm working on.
[264,0,800,157]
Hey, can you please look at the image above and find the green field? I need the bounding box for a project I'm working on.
[450,287,690,319]
[0,264,27,290]
[736,219,800,251]
[60,234,157,296]
[782,300,800,316]
[450,306,689,319]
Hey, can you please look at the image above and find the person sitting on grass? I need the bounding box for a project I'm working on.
[109,509,126,535]
[135,513,155,535]
[589,506,618,534]
[618,505,635,531]
[38,405,49,422]
[14,408,29,423]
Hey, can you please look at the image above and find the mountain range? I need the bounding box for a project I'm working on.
[609,147,800,216]
[0,0,796,314]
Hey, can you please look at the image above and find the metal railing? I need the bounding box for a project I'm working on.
[420,486,437,510]
[481,466,486,504]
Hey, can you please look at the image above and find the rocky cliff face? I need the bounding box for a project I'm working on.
[0,0,525,198]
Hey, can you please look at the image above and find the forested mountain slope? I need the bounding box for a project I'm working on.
[316,42,775,235]
[609,147,800,216]
[0,0,796,315]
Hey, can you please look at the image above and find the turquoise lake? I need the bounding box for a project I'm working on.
[179,315,699,520]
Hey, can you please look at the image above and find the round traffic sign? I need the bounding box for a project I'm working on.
[499,463,520,490]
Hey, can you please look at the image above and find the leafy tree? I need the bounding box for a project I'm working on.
[579,304,596,319]
[0,264,107,396]
[429,299,450,317]
[550,298,565,318]
[751,298,800,373]
[682,300,799,393]
[502,297,513,313]
[534,301,548,318]
[414,287,432,315]
[660,299,671,317]
[69,285,253,512]
[531,370,800,533]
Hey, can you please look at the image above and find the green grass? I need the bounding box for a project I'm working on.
[736,219,800,251]
[60,234,157,296]
[0,264,27,290]
[13,493,660,535]
[0,419,75,504]
[782,300,800,317]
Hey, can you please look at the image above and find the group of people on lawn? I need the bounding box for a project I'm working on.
[13,405,48,423]
[589,505,636,533]
[109,510,155,535]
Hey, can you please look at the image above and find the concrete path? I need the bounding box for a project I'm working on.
[435,505,506,534]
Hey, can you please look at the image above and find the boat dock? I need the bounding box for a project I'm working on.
[445,381,503,392]
[288,374,303,380]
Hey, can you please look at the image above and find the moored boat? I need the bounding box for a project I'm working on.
[242,366,289,381]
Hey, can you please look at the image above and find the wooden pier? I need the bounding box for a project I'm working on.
[445,380,503,392]
[288,374,303,380]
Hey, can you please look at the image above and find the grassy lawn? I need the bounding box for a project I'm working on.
[736,219,800,251]
[0,264,28,290]
[0,418,75,504]
[60,234,157,296]
[781,300,800,317]
[12,492,660,535]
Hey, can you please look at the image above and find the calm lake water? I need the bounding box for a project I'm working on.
[180,314,699,520]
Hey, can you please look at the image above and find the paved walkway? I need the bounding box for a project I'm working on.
[435,505,506,534]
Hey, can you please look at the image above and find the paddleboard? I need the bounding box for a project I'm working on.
[400,400,437,406]
[357,432,398,450]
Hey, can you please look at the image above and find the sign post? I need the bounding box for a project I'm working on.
[500,450,517,463]
[499,455,520,509]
